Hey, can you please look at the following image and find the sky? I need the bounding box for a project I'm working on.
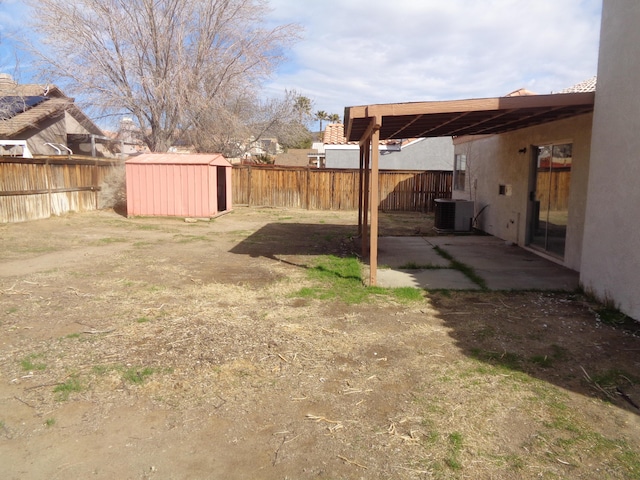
[1,0,602,121]
[264,0,602,116]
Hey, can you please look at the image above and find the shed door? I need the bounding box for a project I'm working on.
[529,143,572,258]
[217,166,227,212]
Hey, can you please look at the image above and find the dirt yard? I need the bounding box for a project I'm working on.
[1,207,640,479]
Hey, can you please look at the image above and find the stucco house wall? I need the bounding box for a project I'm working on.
[580,0,640,319]
[453,113,593,272]
[325,137,453,170]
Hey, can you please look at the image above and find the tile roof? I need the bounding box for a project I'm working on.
[323,123,351,145]
[505,88,537,97]
[559,76,597,93]
[323,123,405,147]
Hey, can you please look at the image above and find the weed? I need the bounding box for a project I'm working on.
[390,287,424,302]
[98,237,127,244]
[296,255,424,305]
[550,344,570,361]
[65,333,81,339]
[398,261,441,270]
[92,365,112,375]
[122,367,155,384]
[20,353,47,372]
[587,368,637,400]
[54,376,83,401]
[5,307,18,314]
[173,234,209,243]
[434,246,488,290]
[530,354,554,368]
[136,317,150,323]
[470,348,524,371]
[445,432,464,470]
[45,418,56,427]
[134,224,161,231]
[476,325,496,340]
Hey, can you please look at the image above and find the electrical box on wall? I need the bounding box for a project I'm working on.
[498,184,513,196]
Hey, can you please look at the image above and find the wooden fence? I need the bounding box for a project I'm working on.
[0,156,122,223]
[1,160,451,223]
[232,165,452,212]
[536,169,571,211]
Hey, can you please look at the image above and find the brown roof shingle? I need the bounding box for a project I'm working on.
[0,79,103,137]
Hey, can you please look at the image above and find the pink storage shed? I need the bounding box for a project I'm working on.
[125,153,232,218]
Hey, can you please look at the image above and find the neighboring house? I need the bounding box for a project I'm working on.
[275,148,316,167]
[245,137,282,160]
[323,123,453,170]
[344,0,640,320]
[0,74,111,157]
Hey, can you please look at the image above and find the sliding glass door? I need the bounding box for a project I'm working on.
[530,143,572,257]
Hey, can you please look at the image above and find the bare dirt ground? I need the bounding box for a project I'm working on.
[1,207,640,480]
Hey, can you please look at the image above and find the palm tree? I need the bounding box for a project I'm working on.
[328,113,341,124]
[293,95,312,123]
[315,110,329,138]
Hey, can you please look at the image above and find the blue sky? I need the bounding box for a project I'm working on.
[1,0,602,120]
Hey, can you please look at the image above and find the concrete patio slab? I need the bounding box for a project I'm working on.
[372,267,480,290]
[368,234,580,291]
[377,236,449,268]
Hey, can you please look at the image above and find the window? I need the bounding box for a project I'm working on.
[454,154,466,191]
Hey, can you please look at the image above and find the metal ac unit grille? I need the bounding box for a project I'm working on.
[434,199,474,232]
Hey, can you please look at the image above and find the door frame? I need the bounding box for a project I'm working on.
[527,140,573,259]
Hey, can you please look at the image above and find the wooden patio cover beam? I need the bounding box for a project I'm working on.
[344,91,595,142]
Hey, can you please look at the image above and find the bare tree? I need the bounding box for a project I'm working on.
[25,0,301,152]
[182,89,312,158]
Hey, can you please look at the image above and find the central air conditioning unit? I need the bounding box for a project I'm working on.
[434,199,474,232]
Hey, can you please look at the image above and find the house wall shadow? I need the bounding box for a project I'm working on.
[430,291,640,415]
[231,219,640,416]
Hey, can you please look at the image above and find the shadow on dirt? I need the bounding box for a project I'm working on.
[230,223,358,260]
[230,219,640,415]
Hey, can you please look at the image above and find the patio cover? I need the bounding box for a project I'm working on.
[343,91,595,285]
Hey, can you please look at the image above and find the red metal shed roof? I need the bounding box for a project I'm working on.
[126,153,230,166]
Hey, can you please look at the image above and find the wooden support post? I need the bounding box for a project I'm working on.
[369,124,380,287]
[358,144,364,236]
[362,138,370,258]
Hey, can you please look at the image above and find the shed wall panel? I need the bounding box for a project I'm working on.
[125,155,232,218]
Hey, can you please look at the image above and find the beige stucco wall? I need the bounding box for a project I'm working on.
[17,115,67,155]
[453,113,593,271]
[580,0,640,319]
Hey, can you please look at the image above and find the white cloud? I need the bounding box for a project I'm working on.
[264,0,602,116]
